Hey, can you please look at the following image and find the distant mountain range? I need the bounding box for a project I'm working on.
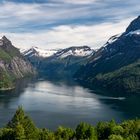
[0,36,36,90]
[21,46,94,58]
[21,46,94,78]
[21,47,58,58]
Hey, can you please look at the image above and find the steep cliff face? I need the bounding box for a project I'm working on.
[0,36,36,90]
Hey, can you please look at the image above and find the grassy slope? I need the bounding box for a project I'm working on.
[0,70,14,90]
[0,48,12,62]
[0,48,14,90]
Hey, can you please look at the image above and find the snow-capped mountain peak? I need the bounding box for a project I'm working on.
[21,47,57,58]
[55,46,94,58]
[21,46,94,59]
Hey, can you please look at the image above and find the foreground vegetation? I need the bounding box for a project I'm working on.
[0,107,140,140]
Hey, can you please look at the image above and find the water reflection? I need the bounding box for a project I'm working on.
[0,78,138,130]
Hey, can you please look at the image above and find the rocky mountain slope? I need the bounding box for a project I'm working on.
[0,36,36,90]
[74,16,140,93]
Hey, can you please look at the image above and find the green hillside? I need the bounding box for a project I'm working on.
[0,46,17,90]
[93,59,140,93]
[0,70,14,90]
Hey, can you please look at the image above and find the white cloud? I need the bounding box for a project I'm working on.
[0,0,139,31]
[0,1,139,50]
[0,2,96,30]
[0,17,134,50]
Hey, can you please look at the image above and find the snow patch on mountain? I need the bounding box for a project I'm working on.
[21,46,94,59]
[103,34,121,48]
[55,46,94,58]
[33,47,57,57]
[21,47,57,58]
[125,29,140,36]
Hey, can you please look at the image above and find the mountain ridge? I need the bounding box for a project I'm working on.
[22,46,94,79]
[0,36,36,90]
[21,46,94,59]
[74,16,140,93]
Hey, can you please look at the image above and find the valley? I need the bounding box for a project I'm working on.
[1,16,140,94]
[19,16,140,94]
[0,0,140,139]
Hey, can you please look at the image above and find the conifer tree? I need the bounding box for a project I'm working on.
[7,106,25,128]
[14,123,26,140]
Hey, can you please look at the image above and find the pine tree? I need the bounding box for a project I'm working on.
[14,123,26,140]
[7,106,39,140]
[7,106,25,128]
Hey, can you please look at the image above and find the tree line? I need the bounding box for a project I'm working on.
[0,107,140,140]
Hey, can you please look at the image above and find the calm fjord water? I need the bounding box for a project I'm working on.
[0,78,140,130]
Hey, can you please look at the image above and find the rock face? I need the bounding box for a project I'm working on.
[9,57,36,78]
[74,16,140,93]
[0,36,36,90]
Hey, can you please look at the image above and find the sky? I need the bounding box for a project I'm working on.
[0,0,140,50]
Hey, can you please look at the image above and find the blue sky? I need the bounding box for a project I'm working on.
[0,0,140,49]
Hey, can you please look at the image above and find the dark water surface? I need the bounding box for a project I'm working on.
[0,78,140,130]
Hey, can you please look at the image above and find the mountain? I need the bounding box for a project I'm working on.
[21,47,57,58]
[22,46,93,59]
[0,36,36,90]
[23,46,94,79]
[74,16,140,93]
[52,46,93,58]
[21,47,58,69]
